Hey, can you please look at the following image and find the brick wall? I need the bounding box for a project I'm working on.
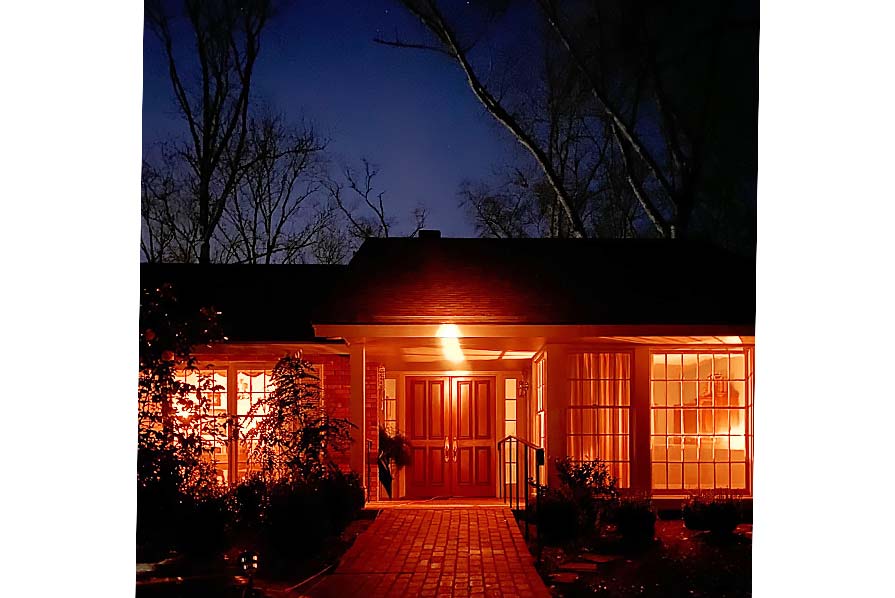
[304,354,351,472]
[365,361,384,501]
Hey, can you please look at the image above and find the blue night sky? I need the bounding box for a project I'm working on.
[142,0,531,238]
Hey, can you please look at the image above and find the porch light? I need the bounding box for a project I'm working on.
[436,324,465,363]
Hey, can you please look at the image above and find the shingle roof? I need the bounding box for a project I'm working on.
[140,239,755,340]
[140,263,347,342]
[316,238,755,327]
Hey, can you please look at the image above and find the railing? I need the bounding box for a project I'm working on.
[497,435,545,540]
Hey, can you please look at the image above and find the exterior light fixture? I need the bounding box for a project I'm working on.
[239,550,259,595]
[436,324,464,363]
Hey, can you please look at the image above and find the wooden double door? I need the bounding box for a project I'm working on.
[405,376,496,498]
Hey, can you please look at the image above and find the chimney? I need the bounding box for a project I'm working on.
[418,229,441,239]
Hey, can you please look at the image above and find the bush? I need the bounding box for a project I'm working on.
[683,493,743,535]
[531,458,620,545]
[229,469,365,571]
[531,488,580,545]
[612,494,656,545]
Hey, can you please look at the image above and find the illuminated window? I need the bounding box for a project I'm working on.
[504,378,518,484]
[177,368,229,485]
[235,364,323,481]
[533,355,546,449]
[650,351,752,492]
[382,378,397,435]
[174,362,325,485]
[566,353,631,487]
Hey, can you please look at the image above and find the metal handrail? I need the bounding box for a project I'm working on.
[497,434,542,451]
[497,435,545,541]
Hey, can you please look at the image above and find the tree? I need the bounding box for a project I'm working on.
[323,158,428,252]
[137,282,224,557]
[380,0,758,252]
[145,0,272,263]
[244,353,354,481]
[214,114,333,264]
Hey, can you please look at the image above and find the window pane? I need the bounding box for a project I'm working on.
[713,354,729,379]
[682,354,698,380]
[652,464,667,489]
[652,354,666,379]
[652,382,666,406]
[682,381,698,406]
[506,399,517,420]
[667,382,681,407]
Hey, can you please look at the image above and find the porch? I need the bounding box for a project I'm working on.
[338,326,755,503]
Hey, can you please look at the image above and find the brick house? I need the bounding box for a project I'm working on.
[141,233,755,503]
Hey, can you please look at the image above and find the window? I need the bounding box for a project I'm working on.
[235,364,323,481]
[175,362,324,486]
[504,378,518,484]
[532,355,546,449]
[566,353,631,487]
[176,368,230,485]
[650,351,752,492]
[382,378,397,435]
[505,378,517,437]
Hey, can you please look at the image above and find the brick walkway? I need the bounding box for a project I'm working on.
[306,507,550,598]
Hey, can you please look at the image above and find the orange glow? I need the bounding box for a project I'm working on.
[436,324,465,363]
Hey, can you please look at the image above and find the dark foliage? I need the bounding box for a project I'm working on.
[683,493,744,535]
[378,426,413,498]
[531,457,620,545]
[611,494,656,546]
[531,489,581,545]
[137,283,224,560]
[231,469,365,574]
[244,353,355,481]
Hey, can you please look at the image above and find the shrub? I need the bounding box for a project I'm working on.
[531,458,620,545]
[229,468,365,571]
[683,493,742,535]
[555,457,619,531]
[531,488,580,545]
[612,494,656,545]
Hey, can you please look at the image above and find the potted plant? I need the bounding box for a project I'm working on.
[377,426,412,498]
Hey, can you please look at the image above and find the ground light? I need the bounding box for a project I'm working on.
[239,550,258,597]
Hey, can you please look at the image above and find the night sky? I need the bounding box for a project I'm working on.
[142,0,532,238]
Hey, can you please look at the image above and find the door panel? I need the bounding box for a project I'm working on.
[406,377,450,497]
[405,376,496,498]
[452,377,494,497]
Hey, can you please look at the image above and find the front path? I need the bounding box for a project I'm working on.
[306,507,550,598]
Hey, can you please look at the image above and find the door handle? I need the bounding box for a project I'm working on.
[444,437,450,462]
[452,437,458,462]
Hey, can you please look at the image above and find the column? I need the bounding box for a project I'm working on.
[631,346,652,492]
[544,344,569,487]
[349,341,366,488]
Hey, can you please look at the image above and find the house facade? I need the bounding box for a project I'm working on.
[142,234,755,503]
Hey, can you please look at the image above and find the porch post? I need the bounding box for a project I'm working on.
[349,341,367,489]
[544,344,569,487]
[631,347,652,493]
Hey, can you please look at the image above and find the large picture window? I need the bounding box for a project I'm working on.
[176,362,324,485]
[650,350,752,492]
[567,352,631,487]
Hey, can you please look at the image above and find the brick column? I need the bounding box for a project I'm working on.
[365,362,383,501]
[349,342,366,489]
